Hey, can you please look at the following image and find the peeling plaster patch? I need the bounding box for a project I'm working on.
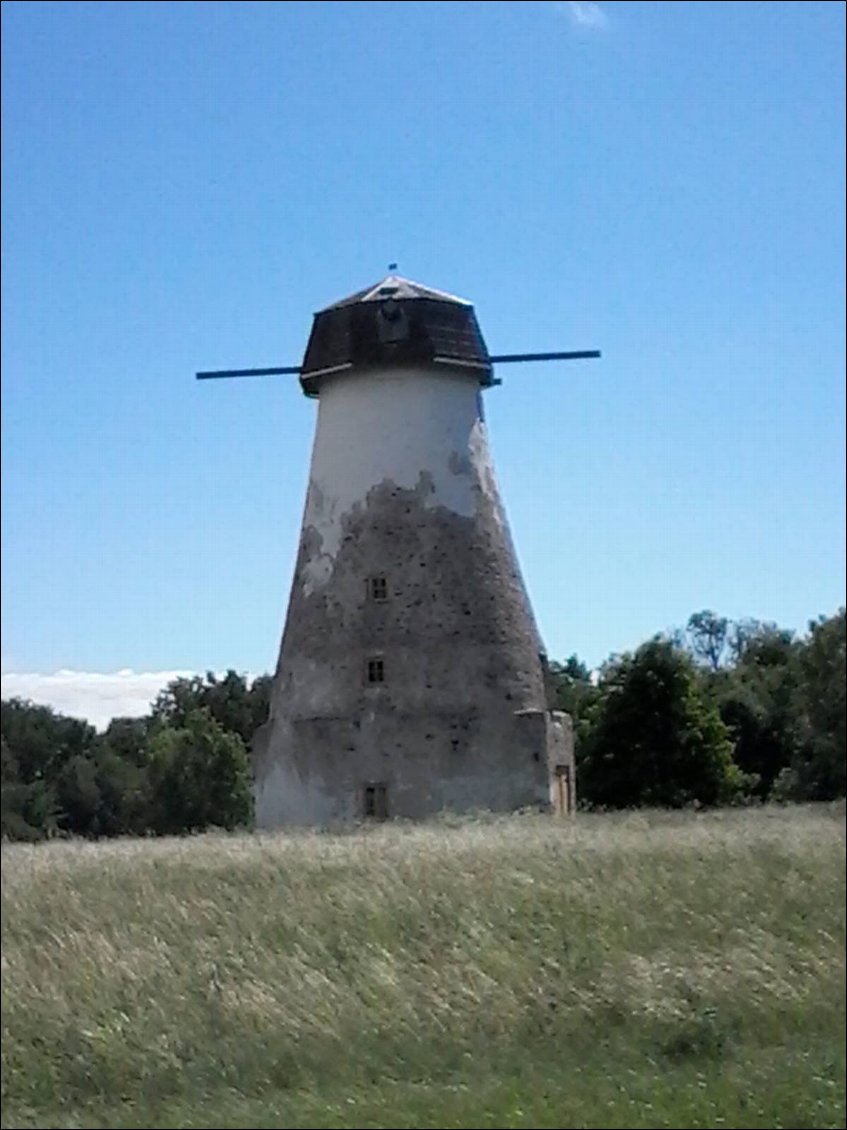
[294,367,499,593]
[299,523,336,596]
[469,420,507,530]
[448,450,473,477]
[308,368,480,517]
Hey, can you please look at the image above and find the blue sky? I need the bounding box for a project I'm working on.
[2,0,845,726]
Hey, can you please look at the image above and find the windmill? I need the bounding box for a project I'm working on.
[197,272,599,827]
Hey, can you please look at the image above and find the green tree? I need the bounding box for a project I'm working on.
[711,622,801,799]
[1,738,56,841]
[93,718,153,835]
[777,609,846,801]
[577,639,742,809]
[152,670,271,747]
[548,655,597,713]
[0,698,97,839]
[100,716,151,766]
[146,709,253,835]
[727,617,790,664]
[0,698,97,782]
[547,654,601,755]
[55,755,102,835]
[686,610,730,671]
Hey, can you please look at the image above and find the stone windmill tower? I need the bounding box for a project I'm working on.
[198,272,599,827]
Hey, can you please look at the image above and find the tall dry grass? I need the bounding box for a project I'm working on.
[2,804,845,1128]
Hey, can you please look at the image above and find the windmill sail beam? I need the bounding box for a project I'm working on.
[196,366,302,380]
[488,350,601,363]
[196,350,601,381]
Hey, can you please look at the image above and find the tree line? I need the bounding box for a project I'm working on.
[2,608,844,841]
[552,607,845,808]
[1,672,271,842]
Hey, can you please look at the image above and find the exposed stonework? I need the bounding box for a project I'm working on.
[252,287,575,828]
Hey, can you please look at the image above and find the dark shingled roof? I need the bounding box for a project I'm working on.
[300,275,492,397]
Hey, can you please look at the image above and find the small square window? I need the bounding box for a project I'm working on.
[367,658,385,684]
[364,783,388,820]
[369,575,388,601]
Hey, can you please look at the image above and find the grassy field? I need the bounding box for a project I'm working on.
[1,804,845,1129]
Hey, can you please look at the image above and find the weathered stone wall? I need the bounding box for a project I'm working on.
[253,363,565,828]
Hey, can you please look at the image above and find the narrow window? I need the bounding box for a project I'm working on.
[369,575,388,601]
[367,657,385,684]
[364,783,388,820]
[364,785,376,817]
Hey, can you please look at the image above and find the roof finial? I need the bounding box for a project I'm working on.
[388,262,398,273]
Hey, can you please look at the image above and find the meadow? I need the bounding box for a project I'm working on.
[1,804,845,1129]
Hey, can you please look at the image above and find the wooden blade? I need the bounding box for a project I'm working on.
[196,366,302,380]
[488,351,601,364]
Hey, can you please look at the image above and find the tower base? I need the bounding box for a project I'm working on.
[252,708,575,829]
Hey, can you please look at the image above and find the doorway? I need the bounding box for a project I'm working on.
[552,764,572,815]
[363,783,388,820]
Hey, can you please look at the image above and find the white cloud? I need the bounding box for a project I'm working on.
[560,1,608,28]
[0,669,198,731]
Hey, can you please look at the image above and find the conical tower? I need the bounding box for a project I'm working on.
[250,274,576,826]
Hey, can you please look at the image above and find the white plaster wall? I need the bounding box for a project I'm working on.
[255,755,339,827]
[299,365,500,593]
